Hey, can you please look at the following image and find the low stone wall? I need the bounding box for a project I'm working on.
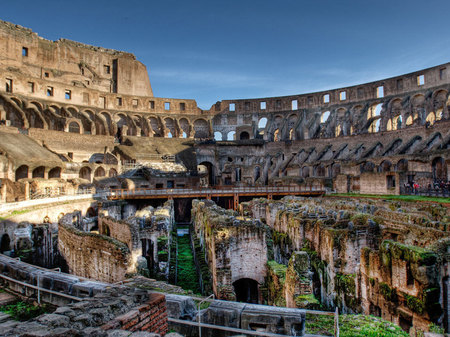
[58,213,131,283]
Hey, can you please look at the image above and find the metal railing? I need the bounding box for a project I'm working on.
[102,185,324,199]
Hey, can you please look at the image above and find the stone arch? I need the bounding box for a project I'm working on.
[0,234,11,253]
[378,160,392,172]
[199,161,215,186]
[432,157,447,181]
[214,131,223,141]
[179,118,191,138]
[193,118,209,138]
[360,161,376,173]
[396,159,408,172]
[79,167,91,181]
[368,103,383,119]
[48,167,61,178]
[100,111,114,135]
[115,113,130,137]
[149,116,163,137]
[254,166,261,183]
[32,166,45,178]
[411,94,425,123]
[233,278,259,304]
[240,131,250,140]
[67,120,82,134]
[321,111,330,123]
[227,131,236,141]
[15,165,28,181]
[109,168,118,177]
[94,167,106,178]
[164,117,177,138]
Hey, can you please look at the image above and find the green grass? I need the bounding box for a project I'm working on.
[0,301,51,321]
[176,234,201,294]
[0,209,31,221]
[329,193,450,204]
[305,313,409,337]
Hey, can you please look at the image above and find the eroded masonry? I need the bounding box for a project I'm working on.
[0,19,449,337]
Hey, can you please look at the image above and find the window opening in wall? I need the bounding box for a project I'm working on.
[260,101,266,110]
[276,100,282,109]
[164,102,170,110]
[65,90,71,100]
[440,68,446,80]
[396,79,403,90]
[376,86,384,98]
[104,65,111,74]
[83,93,89,104]
[258,117,267,129]
[46,86,53,96]
[339,91,346,101]
[357,87,364,98]
[100,96,106,108]
[68,152,73,159]
[44,72,49,78]
[28,82,34,93]
[274,129,280,141]
[321,111,330,123]
[307,96,313,105]
[417,74,425,86]
[149,100,155,109]
[116,97,122,106]
[22,47,28,57]
[323,94,330,103]
[132,99,139,107]
[387,175,396,189]
[227,131,235,140]
[291,99,298,110]
[245,102,250,110]
[5,79,12,93]
[180,102,185,111]
[167,131,173,138]
[182,131,187,138]
[229,103,235,111]
[214,131,222,141]
[81,68,85,75]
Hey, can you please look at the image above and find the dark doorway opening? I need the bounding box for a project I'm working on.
[174,198,192,223]
[399,315,412,333]
[1,234,11,253]
[233,278,259,303]
[141,239,154,274]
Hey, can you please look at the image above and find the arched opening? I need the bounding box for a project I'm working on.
[302,166,310,178]
[406,115,413,126]
[227,131,236,141]
[79,167,91,181]
[315,164,326,177]
[361,162,375,173]
[273,129,280,142]
[0,234,11,253]
[94,167,106,178]
[289,128,294,140]
[378,160,392,172]
[68,121,81,133]
[426,112,436,126]
[254,166,261,183]
[109,168,118,177]
[233,278,259,304]
[15,165,28,181]
[199,161,215,186]
[258,117,267,129]
[432,157,447,182]
[193,119,209,138]
[32,166,45,178]
[214,131,222,141]
[321,111,330,123]
[368,103,383,119]
[396,159,408,172]
[240,131,250,140]
[48,167,61,178]
[331,163,341,178]
[369,119,381,133]
[235,168,241,182]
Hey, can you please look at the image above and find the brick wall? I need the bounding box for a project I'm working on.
[102,293,168,335]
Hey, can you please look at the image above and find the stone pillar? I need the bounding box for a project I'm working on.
[1,183,7,202]
[25,181,30,200]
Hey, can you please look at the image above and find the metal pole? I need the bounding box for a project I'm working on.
[198,294,215,337]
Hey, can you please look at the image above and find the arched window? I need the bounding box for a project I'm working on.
[227,131,236,140]
[258,117,268,129]
[68,121,80,133]
[321,111,330,123]
[240,131,250,140]
[214,131,222,141]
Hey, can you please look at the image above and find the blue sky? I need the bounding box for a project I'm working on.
[2,0,450,109]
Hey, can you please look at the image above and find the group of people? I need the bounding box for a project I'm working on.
[403,179,449,195]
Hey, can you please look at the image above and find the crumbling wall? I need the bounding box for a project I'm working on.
[192,199,268,301]
[58,212,131,283]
